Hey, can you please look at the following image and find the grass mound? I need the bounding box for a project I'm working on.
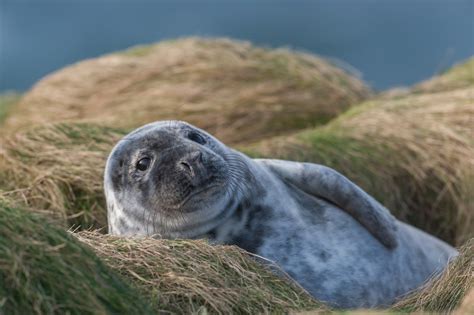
[246,87,474,245]
[4,37,371,144]
[76,231,323,314]
[393,238,473,313]
[0,198,153,315]
[413,57,474,93]
[0,92,21,125]
[0,123,126,230]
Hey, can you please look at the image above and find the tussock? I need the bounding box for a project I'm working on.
[4,37,371,144]
[393,239,473,313]
[0,199,153,315]
[247,86,474,245]
[76,231,324,314]
[0,123,126,230]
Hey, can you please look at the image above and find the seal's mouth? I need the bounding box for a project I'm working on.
[178,183,222,208]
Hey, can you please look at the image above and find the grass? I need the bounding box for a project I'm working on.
[0,123,126,230]
[413,57,474,93]
[393,239,473,313]
[0,92,21,125]
[245,85,474,246]
[0,197,154,315]
[76,231,324,314]
[2,37,371,144]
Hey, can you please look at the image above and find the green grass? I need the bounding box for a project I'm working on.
[0,92,21,125]
[0,198,153,315]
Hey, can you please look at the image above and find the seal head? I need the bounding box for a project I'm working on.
[104,121,246,238]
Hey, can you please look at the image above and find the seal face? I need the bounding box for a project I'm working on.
[105,120,457,308]
[104,121,249,238]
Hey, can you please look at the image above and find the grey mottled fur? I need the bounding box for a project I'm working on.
[104,120,457,308]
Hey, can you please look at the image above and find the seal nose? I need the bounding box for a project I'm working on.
[178,151,203,178]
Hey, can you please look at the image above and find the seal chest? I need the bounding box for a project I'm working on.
[105,120,457,308]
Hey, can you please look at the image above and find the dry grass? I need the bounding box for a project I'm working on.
[76,231,324,314]
[393,238,473,313]
[0,123,126,230]
[246,86,474,245]
[413,57,474,93]
[3,37,371,144]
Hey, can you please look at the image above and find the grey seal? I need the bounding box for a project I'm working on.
[104,120,457,308]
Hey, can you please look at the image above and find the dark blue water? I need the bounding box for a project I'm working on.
[1,0,473,91]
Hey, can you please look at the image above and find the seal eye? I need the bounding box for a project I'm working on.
[136,157,151,171]
[188,131,206,145]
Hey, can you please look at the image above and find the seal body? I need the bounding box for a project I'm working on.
[208,160,456,308]
[105,120,457,308]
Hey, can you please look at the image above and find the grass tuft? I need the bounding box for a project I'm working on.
[76,231,324,314]
[393,239,473,313]
[0,123,126,230]
[3,37,371,144]
[0,198,153,315]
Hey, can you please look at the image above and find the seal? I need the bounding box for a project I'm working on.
[104,120,457,308]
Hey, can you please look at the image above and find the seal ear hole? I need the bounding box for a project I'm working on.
[119,160,124,168]
[188,131,206,145]
[136,157,151,171]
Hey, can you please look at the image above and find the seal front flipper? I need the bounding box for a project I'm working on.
[258,159,398,249]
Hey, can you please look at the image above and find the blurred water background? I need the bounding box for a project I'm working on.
[0,0,473,91]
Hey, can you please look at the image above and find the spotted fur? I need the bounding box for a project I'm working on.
[105,120,457,308]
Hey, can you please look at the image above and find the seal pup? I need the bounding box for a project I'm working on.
[104,120,457,308]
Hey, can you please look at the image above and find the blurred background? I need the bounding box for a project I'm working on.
[1,0,473,92]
